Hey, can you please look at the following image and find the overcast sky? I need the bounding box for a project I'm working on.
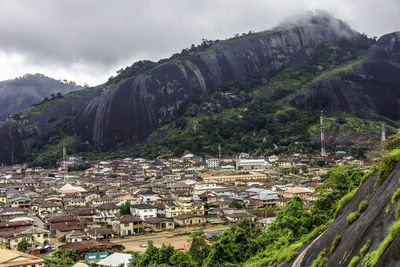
[1,0,399,86]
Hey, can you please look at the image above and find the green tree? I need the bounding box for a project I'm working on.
[17,238,29,253]
[189,234,210,266]
[228,200,243,209]
[170,250,194,267]
[120,201,131,215]
[159,244,175,264]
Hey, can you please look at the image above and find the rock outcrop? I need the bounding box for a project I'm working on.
[75,13,362,151]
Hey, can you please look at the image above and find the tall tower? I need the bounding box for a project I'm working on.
[62,139,67,183]
[381,123,386,141]
[320,110,326,156]
[218,144,221,159]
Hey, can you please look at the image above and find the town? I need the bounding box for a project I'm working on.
[0,151,369,266]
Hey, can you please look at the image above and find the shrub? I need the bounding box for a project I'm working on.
[310,248,328,267]
[358,200,368,213]
[392,188,400,203]
[346,212,360,224]
[385,205,391,216]
[366,220,400,266]
[334,188,357,218]
[375,149,400,187]
[330,235,341,253]
[360,240,372,257]
[348,256,360,267]
[396,204,400,220]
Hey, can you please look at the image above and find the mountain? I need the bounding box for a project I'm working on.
[0,73,82,119]
[74,13,363,151]
[1,12,400,165]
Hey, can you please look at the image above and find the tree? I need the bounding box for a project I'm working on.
[189,234,210,266]
[229,200,243,209]
[170,250,194,267]
[120,201,131,215]
[17,238,29,253]
[46,190,59,196]
[159,244,174,264]
[51,249,77,266]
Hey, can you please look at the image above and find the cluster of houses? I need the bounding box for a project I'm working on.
[0,152,369,262]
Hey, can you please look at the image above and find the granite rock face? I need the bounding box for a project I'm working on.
[75,14,361,151]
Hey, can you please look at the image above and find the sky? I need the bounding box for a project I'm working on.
[0,0,400,86]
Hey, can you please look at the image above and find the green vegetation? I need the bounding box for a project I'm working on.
[310,248,328,267]
[120,201,131,215]
[330,235,342,253]
[363,220,400,266]
[375,149,400,187]
[50,249,78,266]
[360,240,372,257]
[229,200,243,209]
[385,205,391,216]
[17,238,29,253]
[391,188,400,203]
[348,256,360,267]
[347,212,360,224]
[358,200,369,213]
[395,203,400,220]
[334,189,357,218]
[46,189,59,196]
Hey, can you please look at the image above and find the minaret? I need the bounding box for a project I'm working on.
[218,144,221,160]
[381,123,386,141]
[320,110,326,156]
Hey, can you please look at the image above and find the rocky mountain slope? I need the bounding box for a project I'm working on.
[280,149,400,267]
[74,13,362,151]
[0,73,82,119]
[1,12,400,165]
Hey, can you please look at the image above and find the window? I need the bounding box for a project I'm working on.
[124,223,130,227]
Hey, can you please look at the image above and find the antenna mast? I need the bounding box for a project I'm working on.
[62,139,67,183]
[320,110,326,156]
[381,123,386,141]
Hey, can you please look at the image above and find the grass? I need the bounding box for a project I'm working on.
[346,212,360,224]
[330,235,341,253]
[360,240,372,257]
[358,201,368,213]
[348,256,360,267]
[310,248,328,267]
[334,188,357,218]
[375,149,400,188]
[396,203,400,220]
[364,219,400,266]
[385,205,391,217]
[391,188,400,203]
[308,56,365,85]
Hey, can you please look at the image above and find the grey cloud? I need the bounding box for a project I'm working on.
[0,0,399,85]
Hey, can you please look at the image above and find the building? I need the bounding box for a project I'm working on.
[117,216,144,236]
[173,214,206,227]
[206,158,220,169]
[143,218,174,232]
[236,158,270,170]
[0,227,50,250]
[0,249,46,267]
[97,252,132,267]
[130,204,157,220]
[284,187,312,199]
[202,173,268,182]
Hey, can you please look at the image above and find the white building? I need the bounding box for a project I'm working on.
[268,155,279,163]
[206,158,220,169]
[236,158,270,170]
[131,204,157,219]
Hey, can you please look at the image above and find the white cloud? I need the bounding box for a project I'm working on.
[0,0,399,85]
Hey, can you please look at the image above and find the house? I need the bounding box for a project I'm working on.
[0,227,50,250]
[117,216,144,236]
[92,212,117,226]
[96,203,120,215]
[65,230,90,243]
[130,204,157,220]
[143,217,174,232]
[284,187,312,199]
[0,248,46,267]
[97,252,133,267]
[225,212,254,223]
[38,202,62,217]
[206,158,219,169]
[173,214,206,227]
[8,197,31,209]
[87,228,116,240]
[0,220,33,232]
[58,240,124,261]
[47,215,80,232]
[138,189,160,203]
